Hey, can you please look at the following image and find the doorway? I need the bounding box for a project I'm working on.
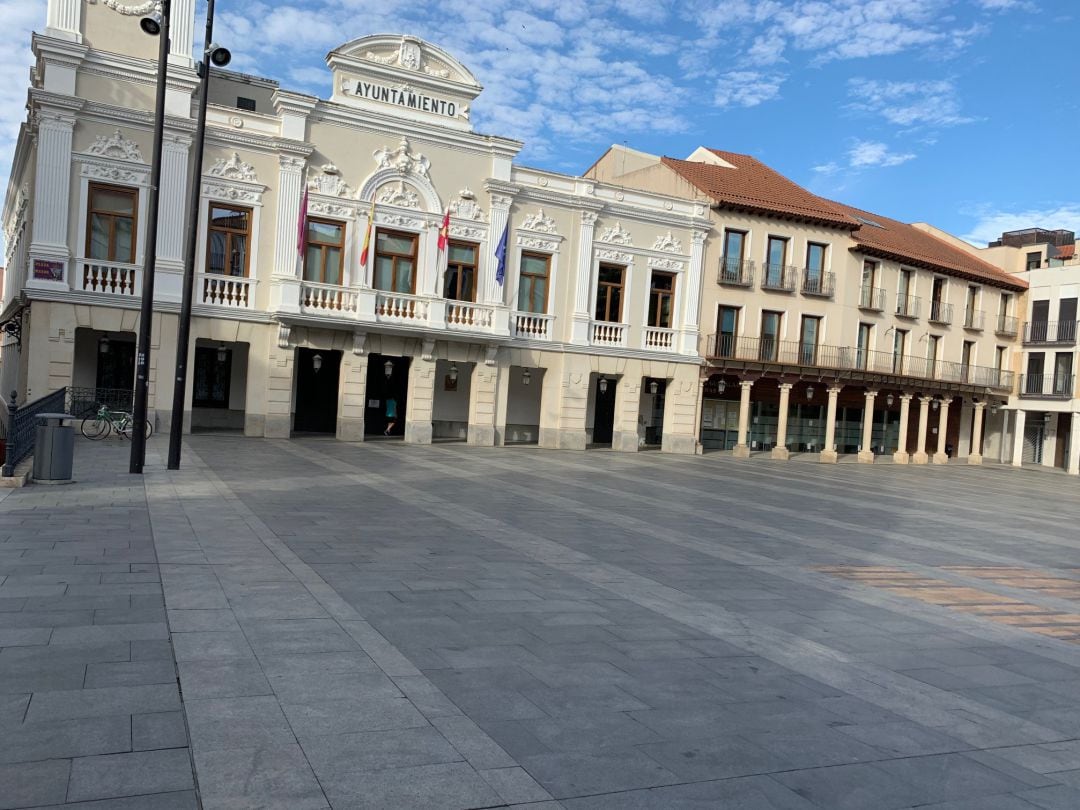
[294,348,341,433]
[592,375,617,445]
[365,353,410,437]
[1023,420,1044,465]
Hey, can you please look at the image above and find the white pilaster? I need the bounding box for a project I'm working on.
[485,193,512,305]
[156,134,191,267]
[28,109,76,289]
[273,156,306,278]
[679,228,707,354]
[1011,409,1026,467]
[168,0,196,67]
[46,0,81,41]
[570,209,599,345]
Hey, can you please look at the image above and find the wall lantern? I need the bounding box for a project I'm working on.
[1044,412,1054,424]
[448,364,459,384]
[312,353,323,373]
[217,344,228,364]
[384,359,394,379]
[886,393,894,408]
[98,336,110,355]
[522,368,531,386]
[649,380,659,395]
[806,385,815,400]
[990,402,1000,415]
[932,396,940,411]
[598,376,609,395]
[717,379,726,395]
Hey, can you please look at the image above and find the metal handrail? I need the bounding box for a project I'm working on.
[2,387,68,477]
[896,294,921,318]
[802,270,835,297]
[963,309,985,330]
[929,301,953,324]
[760,264,799,292]
[717,257,754,286]
[996,315,1019,336]
[1022,320,1079,344]
[66,386,135,419]
[859,286,886,311]
[1019,374,1075,399]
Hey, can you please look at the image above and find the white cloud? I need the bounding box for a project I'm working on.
[0,1,38,187]
[847,77,976,128]
[848,140,917,168]
[973,0,1034,9]
[714,71,784,108]
[963,205,1080,246]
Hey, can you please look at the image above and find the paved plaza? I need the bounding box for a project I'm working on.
[3,438,1080,808]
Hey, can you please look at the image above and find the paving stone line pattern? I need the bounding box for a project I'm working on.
[5,436,1080,808]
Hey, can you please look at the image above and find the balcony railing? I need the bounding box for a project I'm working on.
[591,321,628,347]
[644,326,676,351]
[896,293,921,318]
[513,312,553,341]
[301,281,357,314]
[760,264,799,292]
[802,271,835,298]
[963,309,984,330]
[929,300,953,325]
[1023,320,1078,345]
[1019,373,1075,399]
[200,273,255,309]
[446,301,495,330]
[704,334,1014,390]
[859,286,886,311]
[375,291,429,323]
[996,315,1019,337]
[717,257,754,287]
[79,260,139,295]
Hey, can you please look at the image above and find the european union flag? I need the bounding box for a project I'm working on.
[494,223,509,286]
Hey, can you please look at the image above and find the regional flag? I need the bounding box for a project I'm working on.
[494,223,509,286]
[359,197,376,266]
[296,187,309,257]
[437,209,450,252]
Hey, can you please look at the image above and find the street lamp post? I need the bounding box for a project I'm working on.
[129,0,172,475]
[167,0,230,470]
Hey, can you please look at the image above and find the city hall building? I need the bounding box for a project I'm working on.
[2,0,1060,470]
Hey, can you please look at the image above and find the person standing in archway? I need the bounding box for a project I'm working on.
[384,397,398,436]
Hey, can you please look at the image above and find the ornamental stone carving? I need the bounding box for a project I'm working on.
[448,188,486,222]
[277,323,292,349]
[521,208,557,234]
[83,163,144,184]
[598,222,632,246]
[449,224,485,240]
[364,38,451,79]
[308,164,352,197]
[93,0,159,16]
[204,183,260,203]
[649,257,684,271]
[377,213,422,229]
[308,200,353,218]
[376,180,420,209]
[208,152,258,182]
[596,248,632,264]
[373,137,430,179]
[518,235,558,252]
[652,231,683,253]
[87,129,143,162]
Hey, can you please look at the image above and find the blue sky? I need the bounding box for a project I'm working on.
[2,0,1078,245]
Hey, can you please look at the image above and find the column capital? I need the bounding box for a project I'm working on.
[827,385,842,396]
[899,392,914,402]
[920,395,934,404]
[777,382,793,392]
[739,379,754,390]
[973,400,986,411]
[864,389,878,399]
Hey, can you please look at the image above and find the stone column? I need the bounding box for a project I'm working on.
[46,0,81,40]
[913,396,931,464]
[28,109,75,287]
[858,390,878,463]
[933,397,951,464]
[679,229,707,354]
[405,346,436,444]
[336,342,368,442]
[820,386,841,463]
[269,156,306,313]
[168,0,196,66]
[570,210,599,345]
[894,393,912,464]
[1068,412,1080,475]
[153,134,192,303]
[467,358,499,446]
[485,193,513,306]
[1012,409,1026,467]
[733,380,753,458]
[612,375,642,453]
[264,333,295,438]
[968,401,986,465]
[771,383,792,460]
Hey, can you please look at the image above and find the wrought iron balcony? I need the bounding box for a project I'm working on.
[704,334,1014,391]
[760,264,799,292]
[929,300,953,325]
[896,293,921,319]
[1019,373,1075,399]
[717,257,754,286]
[996,315,1019,337]
[1022,320,1078,345]
[963,309,984,330]
[859,286,886,311]
[802,270,835,298]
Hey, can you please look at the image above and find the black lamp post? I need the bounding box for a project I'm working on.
[167,0,230,470]
[129,0,171,474]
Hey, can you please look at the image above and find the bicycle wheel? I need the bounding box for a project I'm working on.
[81,416,110,440]
[117,417,152,441]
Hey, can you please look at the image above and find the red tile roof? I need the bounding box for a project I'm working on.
[1057,244,1076,259]
[661,152,858,229]
[662,149,1026,291]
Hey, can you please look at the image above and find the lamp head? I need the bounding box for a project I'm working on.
[598,376,608,395]
[522,368,531,386]
[217,344,228,364]
[312,353,323,373]
[207,44,232,67]
[99,336,110,354]
[383,359,393,379]
[717,379,726,395]
[448,364,459,383]
[806,385,814,400]
[649,380,659,395]
[140,11,162,36]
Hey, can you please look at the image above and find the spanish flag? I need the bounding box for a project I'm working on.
[359,196,375,266]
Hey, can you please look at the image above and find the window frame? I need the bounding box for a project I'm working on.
[373,228,419,294]
[86,182,138,264]
[517,250,551,314]
[647,270,676,328]
[594,263,626,323]
[303,216,346,285]
[444,239,479,302]
[205,202,253,277]
[806,242,828,279]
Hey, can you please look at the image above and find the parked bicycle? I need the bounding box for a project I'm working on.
[80,405,152,441]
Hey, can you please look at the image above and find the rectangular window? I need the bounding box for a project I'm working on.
[965,285,979,326]
[722,229,745,268]
[897,268,915,316]
[999,293,1011,319]
[765,236,788,286]
[931,277,945,304]
[236,96,257,111]
[961,340,974,381]
[1030,300,1050,341]
[892,329,907,373]
[716,305,739,357]
[206,203,251,276]
[1026,251,1042,271]
[1059,298,1077,342]
[87,183,138,263]
[648,271,676,328]
[799,315,820,365]
[444,241,477,302]
[1026,352,1045,394]
[760,311,781,361]
[806,243,826,282]
[859,260,880,308]
[193,346,230,408]
[995,346,1006,370]
[594,264,624,322]
[927,334,940,376]
[1055,352,1073,394]
[303,217,344,285]
[899,268,913,298]
[857,323,872,369]
[517,251,550,313]
[373,229,418,293]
